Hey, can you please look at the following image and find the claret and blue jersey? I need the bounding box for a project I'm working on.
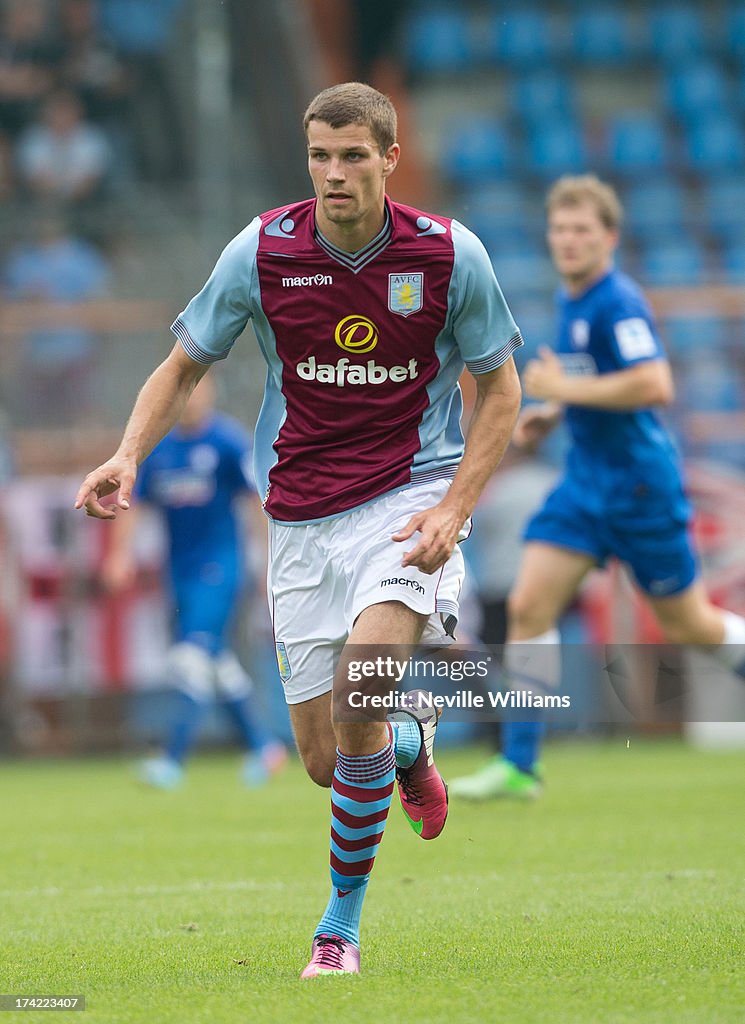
[525,267,698,597]
[171,197,522,524]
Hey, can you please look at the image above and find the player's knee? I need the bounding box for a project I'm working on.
[301,751,335,788]
[166,642,214,701]
[507,591,552,637]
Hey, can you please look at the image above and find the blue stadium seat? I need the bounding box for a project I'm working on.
[403,8,474,74]
[639,237,706,285]
[525,121,587,178]
[661,316,729,357]
[726,5,745,59]
[456,181,531,235]
[702,178,745,242]
[605,114,669,176]
[721,242,745,283]
[648,6,706,62]
[572,7,637,63]
[440,117,513,184]
[485,9,556,66]
[679,358,742,412]
[622,180,687,241]
[511,70,574,121]
[685,116,745,175]
[489,248,555,297]
[663,63,731,122]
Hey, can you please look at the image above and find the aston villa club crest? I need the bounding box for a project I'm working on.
[388,273,424,317]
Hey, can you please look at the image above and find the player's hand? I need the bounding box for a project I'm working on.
[74,456,137,520]
[512,403,562,451]
[523,347,567,402]
[392,501,466,575]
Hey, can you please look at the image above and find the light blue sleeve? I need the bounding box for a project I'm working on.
[170,217,261,364]
[449,219,523,374]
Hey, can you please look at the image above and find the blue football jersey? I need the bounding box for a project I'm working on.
[554,268,686,502]
[134,413,255,575]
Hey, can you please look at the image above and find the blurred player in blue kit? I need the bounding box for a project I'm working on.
[102,374,286,788]
[452,175,745,800]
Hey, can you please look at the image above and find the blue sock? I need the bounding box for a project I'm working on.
[503,720,545,775]
[222,696,268,751]
[387,718,422,767]
[165,691,206,763]
[316,743,395,947]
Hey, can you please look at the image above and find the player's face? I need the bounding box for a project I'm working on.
[307,120,399,244]
[546,203,618,289]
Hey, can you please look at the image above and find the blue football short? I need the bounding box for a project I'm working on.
[523,472,698,597]
[170,560,243,654]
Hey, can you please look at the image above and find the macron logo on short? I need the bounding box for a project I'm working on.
[381,577,426,595]
[282,274,333,287]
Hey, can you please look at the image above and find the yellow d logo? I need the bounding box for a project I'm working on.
[335,315,379,354]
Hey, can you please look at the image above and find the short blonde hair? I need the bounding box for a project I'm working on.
[546,174,623,231]
[303,82,397,155]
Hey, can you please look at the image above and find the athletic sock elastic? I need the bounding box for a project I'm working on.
[315,742,395,947]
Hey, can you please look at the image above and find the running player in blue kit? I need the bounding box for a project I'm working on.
[102,375,286,788]
[451,175,745,801]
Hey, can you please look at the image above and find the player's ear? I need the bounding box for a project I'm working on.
[382,143,400,179]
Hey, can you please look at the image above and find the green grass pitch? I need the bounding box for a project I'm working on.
[3,741,744,1023]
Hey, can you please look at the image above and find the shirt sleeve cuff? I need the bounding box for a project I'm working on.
[465,331,523,375]
[171,317,230,364]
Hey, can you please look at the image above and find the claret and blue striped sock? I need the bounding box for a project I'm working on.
[314,742,396,947]
[387,716,422,767]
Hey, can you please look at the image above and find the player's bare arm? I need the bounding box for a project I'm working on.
[394,357,522,575]
[74,343,209,519]
[524,346,673,410]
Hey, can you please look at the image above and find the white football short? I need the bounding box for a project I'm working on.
[268,478,468,705]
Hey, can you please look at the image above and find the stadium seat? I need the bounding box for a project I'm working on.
[663,62,731,122]
[679,358,742,412]
[511,70,574,121]
[685,116,745,175]
[525,120,587,178]
[489,248,555,298]
[456,181,531,236]
[639,237,706,285]
[721,242,745,284]
[485,9,557,66]
[440,116,513,184]
[403,8,474,75]
[703,178,745,242]
[661,316,729,357]
[605,113,669,177]
[622,180,687,242]
[572,7,637,63]
[648,6,706,62]
[726,4,745,59]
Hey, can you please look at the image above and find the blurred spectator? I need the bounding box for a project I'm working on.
[0,0,56,138]
[15,87,113,202]
[2,211,110,425]
[55,0,131,128]
[98,0,186,181]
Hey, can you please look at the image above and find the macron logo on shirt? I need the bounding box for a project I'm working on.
[282,274,333,287]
